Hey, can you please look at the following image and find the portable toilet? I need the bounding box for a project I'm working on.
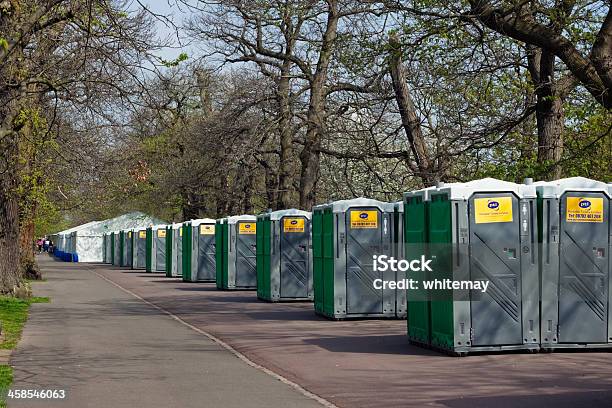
[403,187,437,346]
[122,229,133,268]
[103,233,112,263]
[102,233,106,262]
[215,215,257,289]
[182,218,216,282]
[427,178,539,355]
[109,232,115,264]
[312,198,399,319]
[146,224,167,272]
[392,202,407,318]
[165,223,184,278]
[112,231,122,266]
[256,209,313,302]
[132,228,147,269]
[536,177,611,350]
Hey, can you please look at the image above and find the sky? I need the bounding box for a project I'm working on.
[134,0,195,63]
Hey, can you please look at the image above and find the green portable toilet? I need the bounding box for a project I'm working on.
[132,228,147,269]
[312,198,399,319]
[146,224,167,272]
[215,215,257,290]
[112,231,123,266]
[403,187,437,346]
[165,223,184,278]
[182,218,216,282]
[256,209,313,302]
[536,177,611,350]
[110,232,115,264]
[121,229,133,268]
[427,178,539,355]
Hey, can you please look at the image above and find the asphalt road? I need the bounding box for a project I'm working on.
[8,256,612,407]
[8,256,323,408]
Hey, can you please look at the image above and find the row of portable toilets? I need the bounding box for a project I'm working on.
[102,177,612,356]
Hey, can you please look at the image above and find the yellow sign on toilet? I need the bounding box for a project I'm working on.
[566,197,603,223]
[284,218,305,233]
[239,223,256,234]
[350,210,378,229]
[200,224,215,235]
[474,197,513,224]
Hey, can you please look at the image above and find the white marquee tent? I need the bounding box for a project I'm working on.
[52,212,166,263]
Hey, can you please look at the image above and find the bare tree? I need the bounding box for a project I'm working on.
[0,0,160,293]
[469,1,611,109]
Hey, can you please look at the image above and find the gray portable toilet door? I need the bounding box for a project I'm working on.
[235,221,257,287]
[279,216,309,298]
[114,238,121,265]
[468,193,522,346]
[156,231,166,272]
[136,233,146,268]
[126,234,133,266]
[558,192,609,343]
[345,207,384,315]
[197,225,216,280]
[176,231,183,277]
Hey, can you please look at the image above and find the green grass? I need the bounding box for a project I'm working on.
[0,296,49,350]
[0,365,12,408]
[0,295,49,406]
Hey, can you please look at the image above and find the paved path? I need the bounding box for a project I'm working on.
[8,256,323,408]
[9,257,612,407]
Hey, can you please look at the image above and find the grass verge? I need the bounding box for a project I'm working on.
[0,295,49,407]
[0,296,50,350]
[0,365,12,408]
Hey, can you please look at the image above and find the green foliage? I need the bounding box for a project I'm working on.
[0,296,48,350]
[14,108,65,236]
[561,104,612,180]
[160,52,188,67]
[0,365,12,408]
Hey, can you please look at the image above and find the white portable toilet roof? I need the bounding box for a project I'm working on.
[435,178,536,200]
[534,177,611,198]
[264,209,311,221]
[328,197,395,213]
[190,218,216,226]
[404,186,436,202]
[226,215,256,224]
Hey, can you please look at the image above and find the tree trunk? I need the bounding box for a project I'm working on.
[260,158,279,210]
[298,1,339,209]
[536,95,564,180]
[388,33,436,186]
[298,124,322,209]
[196,69,213,116]
[242,169,254,214]
[0,112,22,293]
[527,47,565,180]
[276,65,294,210]
[214,175,229,218]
